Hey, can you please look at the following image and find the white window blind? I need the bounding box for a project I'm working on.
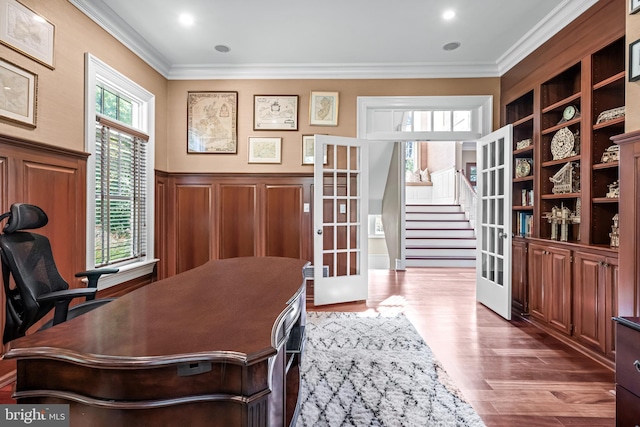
[94,115,148,267]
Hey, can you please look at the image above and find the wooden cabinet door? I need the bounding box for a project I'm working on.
[512,240,528,315]
[528,243,547,322]
[573,251,606,352]
[605,257,619,358]
[547,246,572,336]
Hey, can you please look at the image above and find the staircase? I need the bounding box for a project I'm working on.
[405,203,476,267]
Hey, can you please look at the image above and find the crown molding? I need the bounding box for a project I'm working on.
[68,0,172,76]
[70,0,596,80]
[496,0,598,75]
[166,62,500,80]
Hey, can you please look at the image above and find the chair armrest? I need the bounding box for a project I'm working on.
[75,268,119,300]
[37,288,97,303]
[37,288,98,326]
[75,268,119,286]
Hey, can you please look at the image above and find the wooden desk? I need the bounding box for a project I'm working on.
[4,257,308,427]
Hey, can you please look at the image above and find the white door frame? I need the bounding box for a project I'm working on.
[356,95,494,269]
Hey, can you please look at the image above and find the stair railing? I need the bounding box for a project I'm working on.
[456,170,477,232]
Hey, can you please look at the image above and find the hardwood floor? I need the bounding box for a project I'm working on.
[308,267,616,427]
[0,267,615,425]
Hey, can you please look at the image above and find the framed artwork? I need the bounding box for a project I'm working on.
[248,137,281,164]
[465,162,477,183]
[187,91,238,153]
[630,39,640,82]
[309,91,339,126]
[0,58,37,127]
[253,95,298,130]
[631,0,640,14]
[0,0,55,68]
[302,135,327,165]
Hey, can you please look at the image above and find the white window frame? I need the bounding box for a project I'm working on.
[84,53,157,289]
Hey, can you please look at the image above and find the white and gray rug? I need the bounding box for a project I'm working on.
[298,312,486,427]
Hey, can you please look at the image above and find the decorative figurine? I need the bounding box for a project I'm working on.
[544,202,580,242]
[596,106,625,125]
[606,180,619,198]
[550,162,580,194]
[516,138,532,150]
[610,214,619,248]
[601,145,620,163]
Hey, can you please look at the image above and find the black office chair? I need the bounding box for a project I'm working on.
[0,203,117,343]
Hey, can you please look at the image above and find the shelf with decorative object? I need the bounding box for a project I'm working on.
[501,3,624,367]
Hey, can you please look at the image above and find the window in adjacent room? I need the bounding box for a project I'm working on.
[85,54,156,287]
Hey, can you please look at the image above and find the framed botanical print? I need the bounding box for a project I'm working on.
[254,95,298,130]
[0,58,37,127]
[0,0,55,68]
[187,91,238,153]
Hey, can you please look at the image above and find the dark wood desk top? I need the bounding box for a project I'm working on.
[4,257,308,368]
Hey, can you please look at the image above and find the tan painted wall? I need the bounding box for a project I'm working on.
[628,7,640,131]
[0,1,499,175]
[0,0,167,165]
[166,78,500,173]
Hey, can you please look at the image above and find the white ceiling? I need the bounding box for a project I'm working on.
[69,0,598,80]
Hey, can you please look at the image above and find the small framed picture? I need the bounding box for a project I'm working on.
[631,0,640,14]
[309,91,339,126]
[0,58,37,127]
[254,95,298,130]
[630,39,640,82]
[302,135,328,165]
[0,0,55,69]
[248,137,282,164]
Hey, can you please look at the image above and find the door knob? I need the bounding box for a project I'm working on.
[317,229,323,235]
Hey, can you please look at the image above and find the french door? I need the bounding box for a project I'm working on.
[313,135,369,305]
[476,125,513,320]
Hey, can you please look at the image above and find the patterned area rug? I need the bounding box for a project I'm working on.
[298,312,486,427]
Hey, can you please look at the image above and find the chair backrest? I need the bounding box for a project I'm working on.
[0,204,70,343]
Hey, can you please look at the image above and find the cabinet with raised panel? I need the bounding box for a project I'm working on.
[528,243,572,336]
[573,250,618,355]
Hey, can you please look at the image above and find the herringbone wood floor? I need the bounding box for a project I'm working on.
[309,267,616,427]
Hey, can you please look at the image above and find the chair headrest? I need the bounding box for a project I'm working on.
[2,204,48,234]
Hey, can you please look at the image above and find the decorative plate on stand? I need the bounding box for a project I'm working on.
[551,127,574,160]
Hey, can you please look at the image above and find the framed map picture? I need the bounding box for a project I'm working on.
[302,135,327,165]
[310,91,338,126]
[0,58,37,127]
[187,91,237,153]
[254,95,298,130]
[248,137,281,164]
[0,0,55,68]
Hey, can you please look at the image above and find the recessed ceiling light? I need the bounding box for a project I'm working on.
[215,45,230,53]
[442,10,455,20]
[443,41,461,51]
[179,13,194,26]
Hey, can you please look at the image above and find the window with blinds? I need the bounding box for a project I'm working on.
[94,115,148,267]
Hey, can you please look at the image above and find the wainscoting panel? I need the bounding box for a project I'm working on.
[159,174,313,277]
[155,172,168,279]
[176,184,213,274]
[0,134,89,380]
[265,185,303,259]
[220,184,258,259]
[22,162,83,292]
